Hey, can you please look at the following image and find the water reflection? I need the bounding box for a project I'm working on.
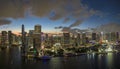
[0,47,120,69]
[106,53,114,69]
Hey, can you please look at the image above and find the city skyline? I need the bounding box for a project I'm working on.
[0,0,120,34]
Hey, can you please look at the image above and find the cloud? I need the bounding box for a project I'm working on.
[0,19,11,26]
[55,26,63,29]
[0,0,102,28]
[61,27,89,34]
[63,17,71,23]
[0,0,25,18]
[69,20,83,27]
[0,0,101,17]
[61,27,71,32]
[94,22,120,32]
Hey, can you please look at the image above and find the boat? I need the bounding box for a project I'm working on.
[35,55,52,60]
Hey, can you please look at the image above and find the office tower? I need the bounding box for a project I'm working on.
[34,24,41,33]
[63,33,70,46]
[12,34,19,44]
[105,32,111,42]
[96,32,101,42]
[82,32,87,44]
[21,24,26,55]
[92,33,96,40]
[76,33,81,46]
[8,31,13,46]
[28,30,34,48]
[45,34,48,40]
[33,24,41,52]
[116,32,119,41]
[1,31,7,46]
[49,35,54,47]
[29,30,34,36]
[71,34,75,46]
[111,32,116,41]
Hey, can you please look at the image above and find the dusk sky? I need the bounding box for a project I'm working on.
[0,0,120,34]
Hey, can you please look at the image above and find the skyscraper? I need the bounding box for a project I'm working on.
[8,31,13,46]
[63,32,70,47]
[33,24,41,52]
[116,32,119,41]
[1,31,7,47]
[76,33,81,46]
[82,32,87,45]
[28,30,34,47]
[92,33,96,40]
[34,24,41,33]
[21,24,26,56]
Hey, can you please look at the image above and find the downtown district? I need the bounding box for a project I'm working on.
[0,24,120,58]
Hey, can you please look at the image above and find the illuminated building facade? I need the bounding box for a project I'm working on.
[33,24,41,52]
[1,31,7,46]
[63,33,70,46]
[8,31,13,46]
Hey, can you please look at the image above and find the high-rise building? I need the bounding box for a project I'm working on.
[96,32,101,42]
[21,24,26,55]
[111,32,116,41]
[33,24,41,52]
[28,30,34,47]
[105,32,111,42]
[92,33,96,40]
[116,32,119,41]
[63,33,70,47]
[1,31,7,46]
[76,33,81,46]
[45,34,48,40]
[34,24,41,33]
[71,34,75,46]
[82,32,87,44]
[29,30,34,36]
[8,31,13,46]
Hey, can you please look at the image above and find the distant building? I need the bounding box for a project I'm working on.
[29,30,34,36]
[45,34,48,40]
[92,33,96,40]
[76,33,81,46]
[111,32,116,41]
[63,32,70,46]
[96,32,101,42]
[1,31,7,46]
[8,31,13,46]
[116,32,119,41]
[105,32,111,42]
[28,30,34,47]
[81,32,88,44]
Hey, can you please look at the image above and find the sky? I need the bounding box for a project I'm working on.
[0,0,120,34]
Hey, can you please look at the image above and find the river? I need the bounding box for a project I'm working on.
[0,46,120,69]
